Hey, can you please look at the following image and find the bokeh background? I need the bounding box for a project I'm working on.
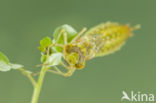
[0,0,155,103]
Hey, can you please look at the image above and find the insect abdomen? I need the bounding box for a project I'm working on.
[84,22,138,58]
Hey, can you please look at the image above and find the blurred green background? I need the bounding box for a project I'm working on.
[0,0,155,103]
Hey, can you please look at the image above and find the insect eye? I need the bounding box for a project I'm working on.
[64,44,86,69]
[66,53,79,65]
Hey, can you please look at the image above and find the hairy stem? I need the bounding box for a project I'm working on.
[31,66,47,103]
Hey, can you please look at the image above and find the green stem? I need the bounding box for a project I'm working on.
[19,68,36,86]
[31,66,47,103]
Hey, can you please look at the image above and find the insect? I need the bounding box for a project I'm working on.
[39,22,140,77]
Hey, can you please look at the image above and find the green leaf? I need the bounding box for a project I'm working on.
[0,61,11,72]
[39,37,53,53]
[10,63,23,69]
[41,55,47,63]
[0,52,9,64]
[40,37,52,47]
[53,24,78,43]
[0,51,23,72]
[53,24,78,52]
[46,53,63,66]
[0,52,11,71]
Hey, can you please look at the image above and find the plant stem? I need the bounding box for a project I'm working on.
[19,68,36,86]
[31,66,47,103]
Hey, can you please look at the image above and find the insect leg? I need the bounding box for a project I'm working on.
[49,29,66,48]
[55,29,65,44]
[50,28,68,48]
[47,64,76,77]
[71,27,87,43]
[63,67,76,77]
[48,69,63,75]
[55,28,68,45]
[53,66,64,74]
[62,30,68,44]
[60,61,70,70]
[47,66,65,75]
